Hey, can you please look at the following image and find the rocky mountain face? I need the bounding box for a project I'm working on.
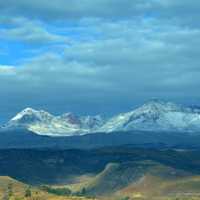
[5,108,104,136]
[2,100,200,136]
[100,100,200,133]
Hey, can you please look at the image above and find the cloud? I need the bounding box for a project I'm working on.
[0,0,152,21]
[0,0,200,26]
[1,17,200,114]
[1,0,200,121]
[0,65,15,74]
[0,18,69,45]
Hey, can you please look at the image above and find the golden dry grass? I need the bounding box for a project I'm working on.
[2,174,200,200]
[0,176,96,200]
[117,175,200,200]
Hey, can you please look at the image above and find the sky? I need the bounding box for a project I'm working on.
[0,0,200,122]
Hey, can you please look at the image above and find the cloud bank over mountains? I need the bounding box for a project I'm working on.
[0,0,200,121]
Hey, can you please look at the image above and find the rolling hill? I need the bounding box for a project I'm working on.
[1,148,200,199]
[0,176,96,200]
[51,160,200,200]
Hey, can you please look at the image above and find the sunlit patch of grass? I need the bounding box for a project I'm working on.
[0,176,96,200]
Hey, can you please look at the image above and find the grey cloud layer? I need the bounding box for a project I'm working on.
[1,18,200,101]
[0,0,200,121]
[0,0,153,20]
[1,0,200,23]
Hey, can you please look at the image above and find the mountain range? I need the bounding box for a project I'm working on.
[1,100,200,136]
[3,108,104,136]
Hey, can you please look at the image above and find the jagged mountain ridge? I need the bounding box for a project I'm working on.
[5,108,104,136]
[100,100,200,133]
[2,100,200,136]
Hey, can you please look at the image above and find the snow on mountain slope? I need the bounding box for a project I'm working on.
[2,100,200,136]
[99,100,200,133]
[6,108,104,136]
[10,108,54,124]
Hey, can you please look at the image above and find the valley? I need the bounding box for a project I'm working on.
[1,147,200,200]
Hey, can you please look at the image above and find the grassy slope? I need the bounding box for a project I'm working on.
[116,175,200,200]
[0,176,96,200]
[63,161,200,200]
[2,164,200,200]
[2,148,200,200]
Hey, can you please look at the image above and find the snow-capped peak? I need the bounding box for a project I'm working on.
[138,99,182,112]
[11,107,37,121]
[5,108,105,136]
[10,108,54,124]
[99,100,200,133]
[3,100,200,137]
